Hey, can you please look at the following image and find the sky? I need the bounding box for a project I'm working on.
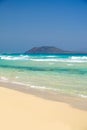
[0,0,87,53]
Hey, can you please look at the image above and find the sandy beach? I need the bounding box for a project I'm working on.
[0,86,87,130]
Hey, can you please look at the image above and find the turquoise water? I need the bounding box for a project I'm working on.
[0,54,87,98]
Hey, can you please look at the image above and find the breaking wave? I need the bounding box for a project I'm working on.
[0,54,87,63]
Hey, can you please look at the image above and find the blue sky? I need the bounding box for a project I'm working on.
[0,0,87,53]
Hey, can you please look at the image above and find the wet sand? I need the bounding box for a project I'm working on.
[0,86,87,130]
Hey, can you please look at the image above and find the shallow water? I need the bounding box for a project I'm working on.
[0,54,87,98]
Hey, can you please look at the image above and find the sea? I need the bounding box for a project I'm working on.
[0,54,87,98]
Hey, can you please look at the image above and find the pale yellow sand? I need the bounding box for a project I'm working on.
[0,86,87,130]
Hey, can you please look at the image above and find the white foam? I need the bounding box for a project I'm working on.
[78,94,87,98]
[30,85,60,92]
[0,76,8,81]
[46,55,57,58]
[30,58,87,63]
[0,76,9,82]
[29,56,87,63]
[30,59,54,61]
[15,76,19,79]
[71,56,87,60]
[11,81,29,86]
[0,55,30,61]
[0,55,87,63]
[1,78,87,99]
[30,85,46,89]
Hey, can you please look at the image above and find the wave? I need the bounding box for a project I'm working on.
[0,55,30,60]
[30,56,87,62]
[0,76,9,82]
[45,55,58,58]
[1,64,87,74]
[0,55,87,62]
[71,56,87,60]
[0,78,87,99]
[78,94,87,98]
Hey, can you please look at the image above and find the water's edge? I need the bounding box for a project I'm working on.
[0,82,87,111]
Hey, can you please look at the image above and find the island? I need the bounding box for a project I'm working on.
[25,46,69,54]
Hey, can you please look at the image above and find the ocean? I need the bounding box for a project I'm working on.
[0,54,87,98]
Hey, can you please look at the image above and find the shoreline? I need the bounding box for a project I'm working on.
[0,84,87,130]
[0,82,87,111]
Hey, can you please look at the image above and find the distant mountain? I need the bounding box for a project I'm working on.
[25,46,69,54]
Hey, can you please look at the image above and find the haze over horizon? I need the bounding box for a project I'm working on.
[0,0,87,53]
